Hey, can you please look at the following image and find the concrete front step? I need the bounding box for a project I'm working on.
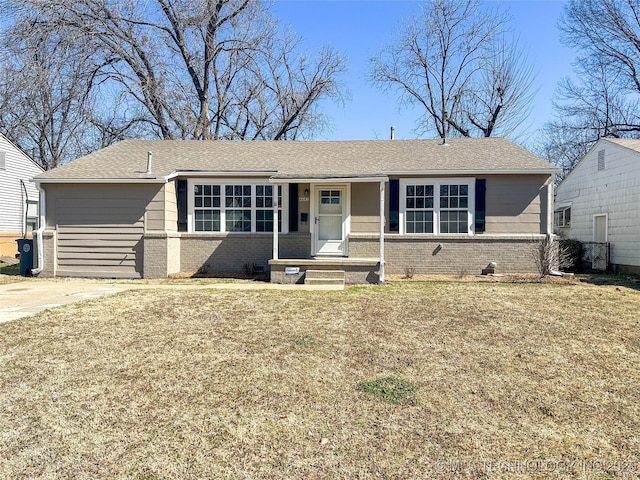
[305,278,346,286]
[305,269,345,286]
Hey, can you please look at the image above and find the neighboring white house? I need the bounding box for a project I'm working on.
[555,138,640,274]
[0,133,44,257]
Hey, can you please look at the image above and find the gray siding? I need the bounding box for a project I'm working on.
[44,183,162,278]
[351,182,380,233]
[485,175,548,234]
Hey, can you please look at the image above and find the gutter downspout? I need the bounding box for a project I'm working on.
[20,180,29,238]
[272,184,279,261]
[547,180,554,236]
[379,180,385,284]
[31,184,45,275]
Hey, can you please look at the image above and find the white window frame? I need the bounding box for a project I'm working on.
[399,178,475,235]
[554,204,571,228]
[26,200,39,233]
[187,179,288,234]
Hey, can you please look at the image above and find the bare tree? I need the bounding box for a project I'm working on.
[461,39,535,138]
[369,0,532,140]
[8,0,347,143]
[560,0,640,96]
[538,0,640,179]
[0,18,112,169]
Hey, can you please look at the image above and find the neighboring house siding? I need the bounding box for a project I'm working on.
[0,134,43,256]
[555,141,640,269]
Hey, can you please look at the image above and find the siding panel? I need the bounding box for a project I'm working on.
[56,198,144,278]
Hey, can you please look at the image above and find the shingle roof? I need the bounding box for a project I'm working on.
[35,137,556,181]
[602,137,640,153]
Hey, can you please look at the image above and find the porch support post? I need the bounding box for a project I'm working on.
[272,184,279,260]
[379,179,385,284]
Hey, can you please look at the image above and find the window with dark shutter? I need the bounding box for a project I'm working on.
[474,178,486,233]
[389,179,399,232]
[177,179,188,232]
[288,183,298,232]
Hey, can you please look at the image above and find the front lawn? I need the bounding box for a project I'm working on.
[1,281,639,478]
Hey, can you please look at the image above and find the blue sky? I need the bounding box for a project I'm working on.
[273,0,575,147]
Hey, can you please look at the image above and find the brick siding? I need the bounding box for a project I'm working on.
[350,234,543,276]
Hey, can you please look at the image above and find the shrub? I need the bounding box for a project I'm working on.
[558,238,583,271]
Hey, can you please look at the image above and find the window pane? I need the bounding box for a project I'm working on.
[256,210,274,232]
[226,210,251,232]
[194,210,220,232]
[195,197,202,208]
[440,185,448,196]
[440,210,467,234]
[204,185,211,196]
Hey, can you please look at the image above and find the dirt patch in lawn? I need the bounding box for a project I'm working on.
[1,281,639,478]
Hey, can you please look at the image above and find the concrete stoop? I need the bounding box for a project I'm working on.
[304,269,346,286]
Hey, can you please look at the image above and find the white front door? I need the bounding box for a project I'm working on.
[313,186,348,256]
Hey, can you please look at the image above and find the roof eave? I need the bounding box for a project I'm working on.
[34,177,167,184]
[166,170,279,180]
[269,175,389,183]
[384,168,559,175]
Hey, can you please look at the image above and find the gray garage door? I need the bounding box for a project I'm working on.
[56,198,144,278]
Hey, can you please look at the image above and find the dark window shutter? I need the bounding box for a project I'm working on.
[475,178,486,233]
[177,179,188,232]
[288,183,298,232]
[389,179,399,232]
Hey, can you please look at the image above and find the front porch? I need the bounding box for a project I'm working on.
[269,257,381,285]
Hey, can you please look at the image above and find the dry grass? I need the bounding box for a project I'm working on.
[1,280,639,479]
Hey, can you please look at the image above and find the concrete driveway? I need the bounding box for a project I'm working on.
[0,278,342,323]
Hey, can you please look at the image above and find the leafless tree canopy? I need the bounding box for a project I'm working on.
[540,0,640,179]
[369,0,534,140]
[0,0,347,168]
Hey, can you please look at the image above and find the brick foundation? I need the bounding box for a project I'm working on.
[351,234,544,276]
